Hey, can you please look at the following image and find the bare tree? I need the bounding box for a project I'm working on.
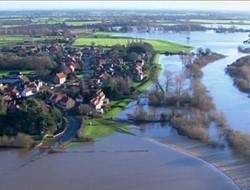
[164,71,173,94]
[174,73,184,96]
[242,65,250,86]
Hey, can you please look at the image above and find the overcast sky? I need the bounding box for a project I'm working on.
[0,1,249,11]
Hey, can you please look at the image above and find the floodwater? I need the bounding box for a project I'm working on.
[0,134,240,190]
[116,30,250,134]
[1,30,250,190]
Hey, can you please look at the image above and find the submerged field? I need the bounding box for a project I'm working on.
[190,19,250,24]
[73,33,193,53]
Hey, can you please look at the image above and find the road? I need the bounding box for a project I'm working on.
[21,117,81,166]
[55,117,81,146]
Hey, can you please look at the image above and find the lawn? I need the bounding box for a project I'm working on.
[73,34,193,54]
[82,118,132,139]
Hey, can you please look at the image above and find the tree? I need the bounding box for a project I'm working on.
[204,48,212,55]
[165,72,173,94]
[174,74,184,96]
[39,114,57,134]
[149,66,158,83]
[0,96,7,115]
[128,52,139,62]
[196,47,204,56]
[242,65,250,85]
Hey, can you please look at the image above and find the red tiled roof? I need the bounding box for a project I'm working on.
[56,72,66,79]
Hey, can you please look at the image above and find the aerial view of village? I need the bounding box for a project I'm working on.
[1,1,250,189]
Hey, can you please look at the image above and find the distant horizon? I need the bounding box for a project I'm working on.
[0,1,250,12]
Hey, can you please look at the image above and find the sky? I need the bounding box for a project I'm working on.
[0,1,249,11]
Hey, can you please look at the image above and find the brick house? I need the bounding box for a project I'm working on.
[54,72,66,85]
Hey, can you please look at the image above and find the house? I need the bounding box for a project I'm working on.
[26,81,42,93]
[0,84,6,93]
[89,90,106,110]
[133,59,145,81]
[54,72,66,85]
[62,64,72,75]
[98,59,107,67]
[3,95,12,101]
[76,95,84,103]
[57,95,76,111]
[48,92,64,105]
[21,88,33,97]
[136,59,145,67]
[68,63,75,73]
[75,51,83,59]
[46,92,76,111]
[4,87,20,98]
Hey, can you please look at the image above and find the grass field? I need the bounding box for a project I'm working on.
[0,35,25,45]
[81,118,132,139]
[0,35,49,46]
[0,70,35,77]
[31,17,64,24]
[73,33,192,53]
[65,21,102,26]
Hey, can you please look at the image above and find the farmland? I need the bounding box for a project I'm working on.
[0,35,61,46]
[0,35,25,45]
[65,21,102,26]
[73,33,193,53]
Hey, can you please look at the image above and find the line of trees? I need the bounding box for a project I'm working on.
[0,53,56,76]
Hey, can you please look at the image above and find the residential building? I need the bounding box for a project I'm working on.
[21,88,33,97]
[57,95,76,111]
[89,90,106,110]
[54,72,66,85]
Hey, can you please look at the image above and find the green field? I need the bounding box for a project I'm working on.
[31,17,66,24]
[82,118,132,138]
[190,19,250,25]
[65,21,102,26]
[0,35,25,45]
[0,70,34,77]
[73,33,192,53]
[0,35,56,46]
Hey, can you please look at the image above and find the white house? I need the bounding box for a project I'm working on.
[21,88,33,97]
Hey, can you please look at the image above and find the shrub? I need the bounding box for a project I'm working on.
[0,133,34,148]
[211,112,227,127]
[226,130,250,155]
[14,133,34,148]
[134,108,148,122]
[172,116,209,142]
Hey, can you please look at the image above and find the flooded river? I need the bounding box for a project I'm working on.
[116,30,250,134]
[1,30,250,190]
